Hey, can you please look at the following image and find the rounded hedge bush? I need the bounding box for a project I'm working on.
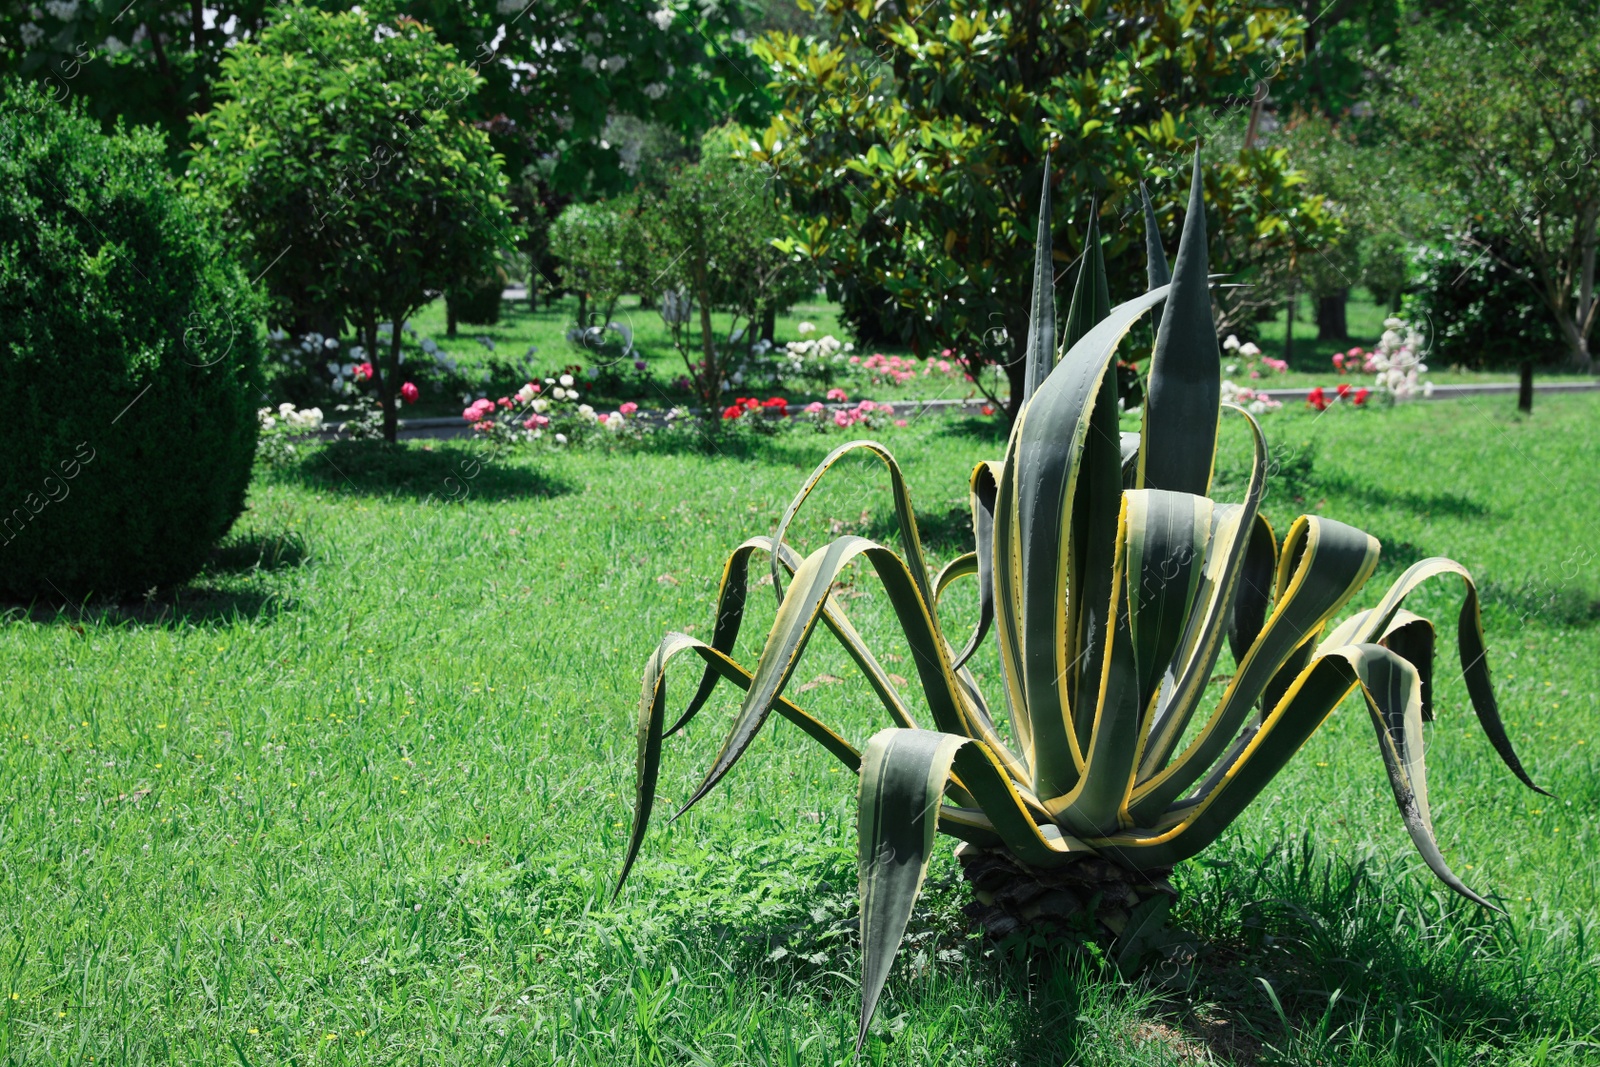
[0,81,262,598]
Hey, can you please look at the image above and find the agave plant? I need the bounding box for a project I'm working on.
[615,156,1541,1053]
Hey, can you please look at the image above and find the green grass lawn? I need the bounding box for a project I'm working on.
[394,294,997,418]
[3,395,1598,1064]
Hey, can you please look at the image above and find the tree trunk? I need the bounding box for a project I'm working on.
[447,299,459,339]
[1316,289,1348,341]
[382,316,403,443]
[1519,359,1534,413]
[1284,284,1297,362]
[698,287,719,412]
[1555,314,1594,373]
[760,304,776,344]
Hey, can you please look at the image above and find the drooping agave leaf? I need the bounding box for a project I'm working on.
[617,630,861,897]
[770,439,934,609]
[855,728,964,1056]
[1021,155,1058,404]
[950,461,1001,671]
[668,536,915,737]
[1130,515,1380,823]
[1378,609,1435,720]
[678,536,1024,820]
[1227,514,1279,667]
[1139,154,1221,496]
[1315,557,1545,794]
[855,729,1092,1055]
[1099,642,1495,911]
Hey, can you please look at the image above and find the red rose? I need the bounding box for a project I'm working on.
[722,405,744,420]
[1353,387,1371,406]
[400,382,419,403]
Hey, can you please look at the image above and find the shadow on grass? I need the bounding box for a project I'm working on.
[643,831,1587,1066]
[1479,577,1600,629]
[936,413,1010,445]
[860,504,975,557]
[204,529,310,574]
[1317,472,1491,520]
[3,585,297,629]
[1163,835,1589,1065]
[281,439,578,501]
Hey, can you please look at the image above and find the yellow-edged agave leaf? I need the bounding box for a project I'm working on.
[1021,158,1058,403]
[616,154,1542,1052]
[1138,155,1220,497]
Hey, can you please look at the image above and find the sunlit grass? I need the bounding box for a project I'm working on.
[0,395,1596,1064]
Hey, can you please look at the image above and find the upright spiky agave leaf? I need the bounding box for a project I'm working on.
[1142,180,1171,334]
[1142,182,1171,291]
[1139,154,1220,496]
[1021,156,1058,404]
[1062,203,1110,353]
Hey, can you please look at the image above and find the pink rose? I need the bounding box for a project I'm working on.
[400,382,419,403]
[619,402,638,415]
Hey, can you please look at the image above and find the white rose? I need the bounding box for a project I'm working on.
[559,374,574,387]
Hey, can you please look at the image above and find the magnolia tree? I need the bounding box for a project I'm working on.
[188,4,517,443]
[745,0,1329,418]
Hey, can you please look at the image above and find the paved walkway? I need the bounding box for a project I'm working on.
[366,379,1597,440]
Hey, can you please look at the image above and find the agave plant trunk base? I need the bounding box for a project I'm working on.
[955,842,1177,945]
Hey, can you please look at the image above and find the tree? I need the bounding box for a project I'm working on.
[549,198,650,335]
[1,0,770,190]
[745,0,1315,417]
[643,148,813,416]
[1380,3,1600,371]
[188,3,517,443]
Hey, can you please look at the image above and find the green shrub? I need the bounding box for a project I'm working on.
[447,272,507,327]
[188,3,517,442]
[1405,240,1564,369]
[0,81,262,598]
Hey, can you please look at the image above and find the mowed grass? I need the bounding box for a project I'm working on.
[1,394,1598,1065]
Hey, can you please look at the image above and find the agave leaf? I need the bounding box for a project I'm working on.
[951,461,1001,671]
[1317,557,1545,794]
[1062,203,1111,355]
[770,439,935,610]
[1123,490,1212,712]
[855,729,1091,1056]
[1378,609,1435,720]
[668,536,915,738]
[1139,153,1221,497]
[1136,408,1269,779]
[1021,156,1058,403]
[1009,284,1170,798]
[679,536,1028,819]
[1098,643,1496,910]
[1227,513,1279,667]
[1130,515,1380,824]
[855,729,965,1056]
[1142,181,1172,291]
[617,631,861,898]
[990,419,1033,760]
[1047,497,1142,836]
